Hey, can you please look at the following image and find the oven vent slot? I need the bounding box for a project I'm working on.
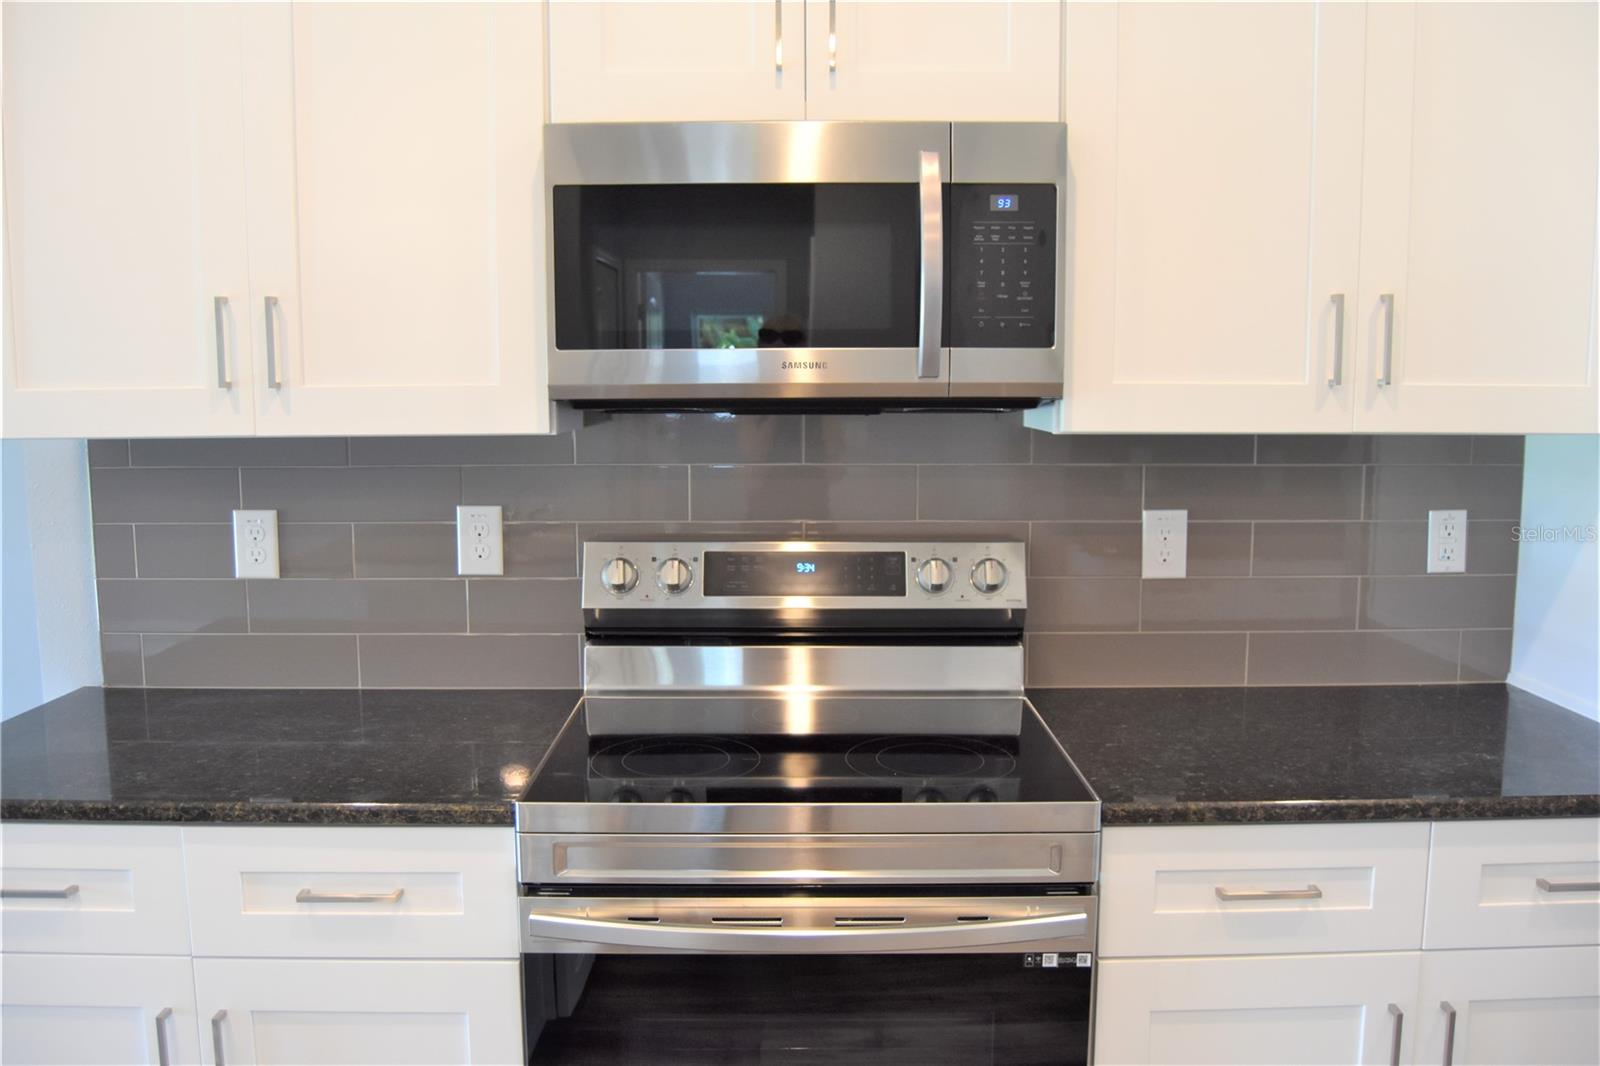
[625,916,661,923]
[955,915,991,922]
[710,916,784,926]
[833,916,908,926]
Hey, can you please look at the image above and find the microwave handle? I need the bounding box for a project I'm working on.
[917,148,944,380]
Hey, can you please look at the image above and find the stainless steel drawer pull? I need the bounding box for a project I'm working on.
[710,915,783,926]
[1440,1002,1457,1066]
[211,1010,228,1066]
[956,915,991,922]
[214,296,233,389]
[626,915,661,923]
[773,0,782,73]
[1386,1003,1403,1066]
[1328,292,1345,387]
[295,888,404,904]
[1377,292,1395,386]
[1215,884,1323,901]
[827,0,838,73]
[834,916,907,926]
[264,295,283,389]
[1536,877,1600,893]
[0,884,80,899]
[155,1007,174,1066]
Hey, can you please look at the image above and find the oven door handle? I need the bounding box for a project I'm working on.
[917,147,944,380]
[527,909,1086,953]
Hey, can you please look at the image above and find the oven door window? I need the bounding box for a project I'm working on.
[553,184,921,351]
[524,952,1091,1065]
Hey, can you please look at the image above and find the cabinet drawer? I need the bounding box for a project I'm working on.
[1100,822,1430,957]
[0,824,190,955]
[183,826,517,959]
[1425,818,1600,949]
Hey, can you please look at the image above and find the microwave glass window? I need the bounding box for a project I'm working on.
[553,184,921,351]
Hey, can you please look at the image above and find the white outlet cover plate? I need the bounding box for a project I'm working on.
[232,509,280,579]
[1427,508,1468,573]
[457,505,504,576]
[1142,508,1188,579]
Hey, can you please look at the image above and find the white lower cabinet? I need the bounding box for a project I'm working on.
[1414,946,1600,1066]
[1094,952,1421,1066]
[193,958,522,1066]
[1,953,202,1065]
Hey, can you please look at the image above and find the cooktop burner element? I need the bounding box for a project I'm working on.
[591,736,761,780]
[846,736,1018,780]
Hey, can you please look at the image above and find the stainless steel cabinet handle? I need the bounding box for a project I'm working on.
[773,0,782,72]
[213,296,233,390]
[1537,877,1600,893]
[263,295,282,390]
[1386,1003,1403,1066]
[1328,293,1345,387]
[154,1007,173,1066]
[827,0,838,73]
[528,909,1085,953]
[295,888,404,904]
[1440,1002,1457,1066]
[0,884,80,899]
[1377,292,1395,386]
[1214,884,1323,901]
[211,1010,227,1066]
[916,148,944,380]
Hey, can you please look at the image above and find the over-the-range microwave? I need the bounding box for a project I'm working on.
[544,121,1066,409]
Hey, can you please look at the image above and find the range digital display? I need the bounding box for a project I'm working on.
[704,551,907,597]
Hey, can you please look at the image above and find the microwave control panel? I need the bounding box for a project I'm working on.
[946,183,1056,349]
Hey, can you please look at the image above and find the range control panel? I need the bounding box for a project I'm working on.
[946,183,1057,349]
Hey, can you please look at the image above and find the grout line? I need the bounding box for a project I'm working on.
[1247,522,1255,577]
[1242,632,1251,683]
[1455,630,1465,683]
[137,634,147,687]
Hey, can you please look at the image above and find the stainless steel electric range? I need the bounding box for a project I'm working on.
[516,539,1100,1065]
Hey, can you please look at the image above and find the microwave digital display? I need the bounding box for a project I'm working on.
[990,194,1020,211]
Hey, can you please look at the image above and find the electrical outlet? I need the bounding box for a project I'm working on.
[1427,508,1468,573]
[1142,509,1188,579]
[232,509,280,578]
[457,505,504,576]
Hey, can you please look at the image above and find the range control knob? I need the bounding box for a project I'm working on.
[966,787,998,803]
[664,789,695,804]
[971,557,1008,595]
[611,788,642,803]
[656,557,694,594]
[912,788,946,803]
[916,557,953,594]
[600,557,639,595]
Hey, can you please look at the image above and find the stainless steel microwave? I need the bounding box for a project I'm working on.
[544,121,1066,408]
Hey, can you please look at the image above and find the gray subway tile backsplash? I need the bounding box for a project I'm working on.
[87,419,1525,689]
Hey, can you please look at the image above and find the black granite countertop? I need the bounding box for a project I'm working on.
[2,684,1595,827]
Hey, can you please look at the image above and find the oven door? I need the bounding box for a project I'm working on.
[521,892,1095,1065]
[546,122,949,402]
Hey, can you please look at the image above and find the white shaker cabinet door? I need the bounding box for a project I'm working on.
[1355,2,1599,433]
[1,953,202,1066]
[1093,952,1421,1066]
[240,2,549,436]
[804,1,1061,121]
[1,2,255,438]
[1046,1,1365,433]
[193,958,523,1066]
[1413,946,1600,1066]
[549,0,805,121]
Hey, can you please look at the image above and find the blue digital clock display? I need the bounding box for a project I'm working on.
[795,561,817,574]
[990,194,1019,212]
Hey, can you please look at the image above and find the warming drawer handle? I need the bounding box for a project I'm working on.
[0,884,80,899]
[1536,877,1600,893]
[295,888,405,904]
[527,909,1085,952]
[1214,884,1323,902]
[916,147,944,381]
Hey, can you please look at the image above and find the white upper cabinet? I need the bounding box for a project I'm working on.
[548,1,806,121]
[1,3,255,438]
[1049,2,1367,433]
[803,1,1060,121]
[242,3,549,436]
[1354,2,1599,433]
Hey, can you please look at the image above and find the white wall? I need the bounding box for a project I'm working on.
[0,439,102,719]
[1508,435,1600,720]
